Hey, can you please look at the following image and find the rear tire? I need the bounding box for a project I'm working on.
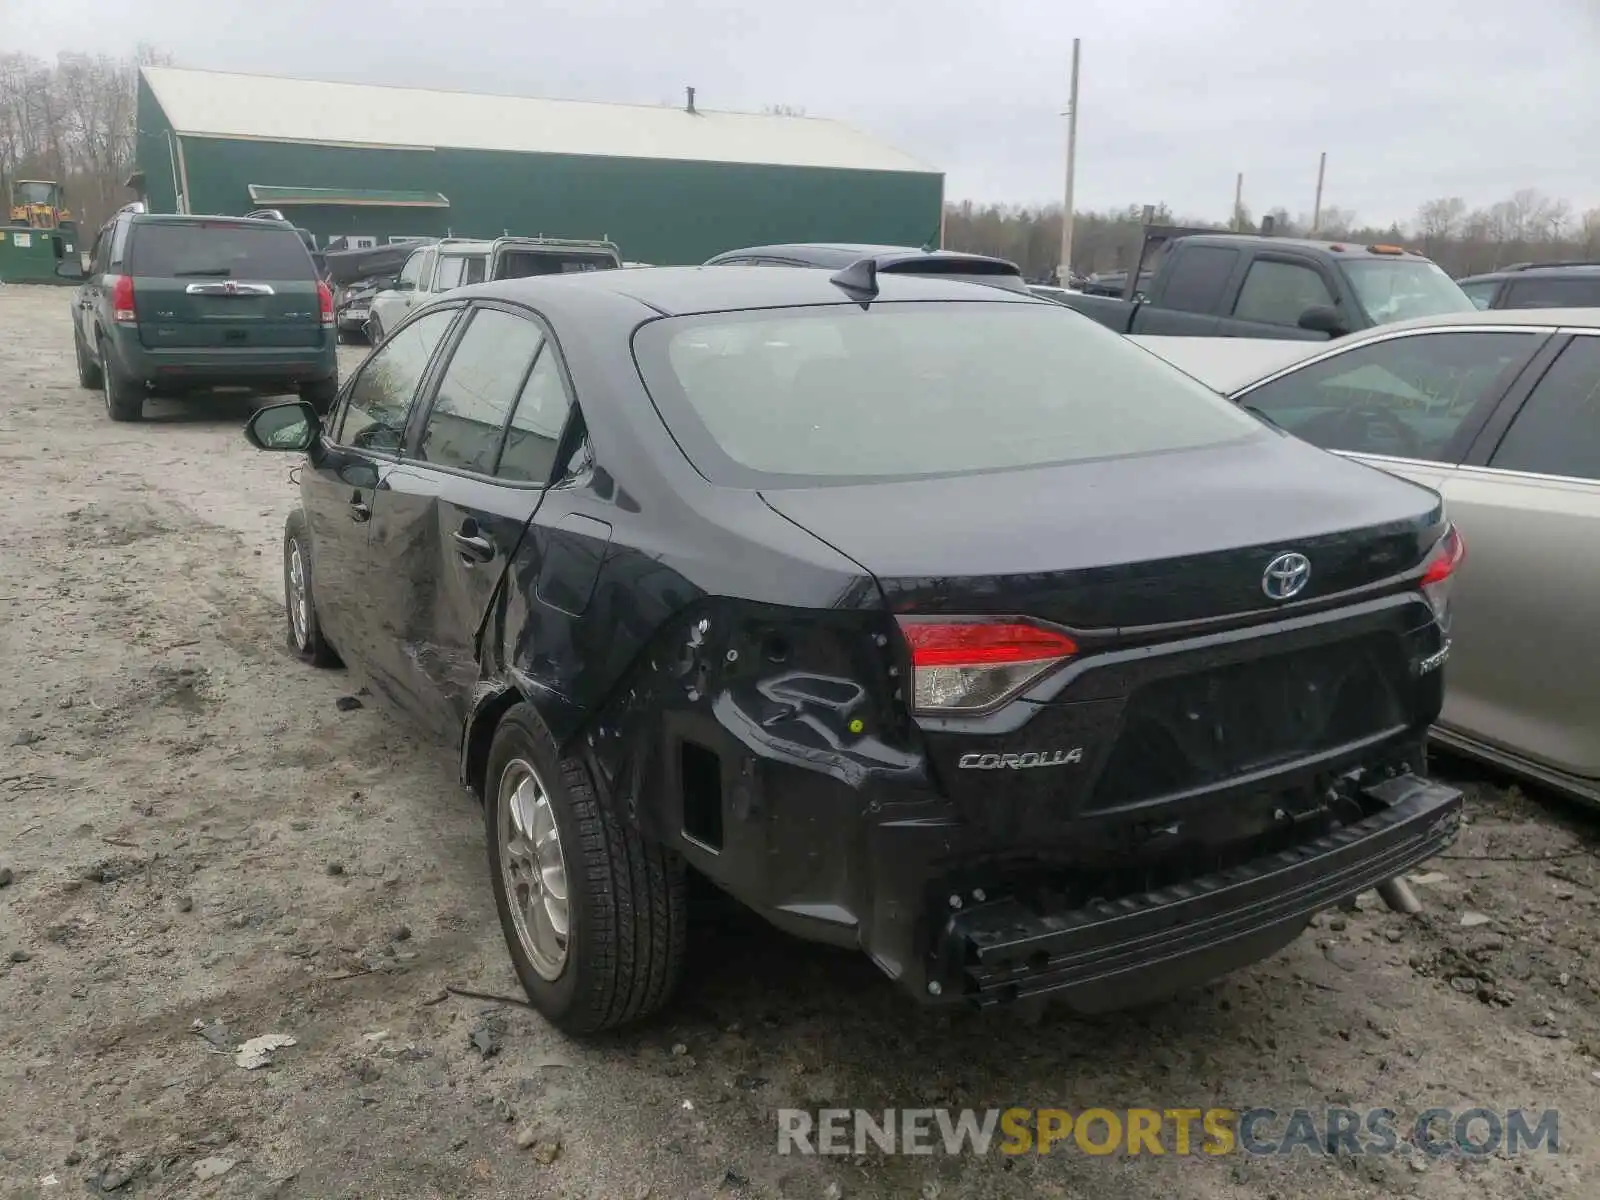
[299,374,339,415]
[485,704,688,1034]
[99,341,143,422]
[283,511,340,668]
[74,330,103,389]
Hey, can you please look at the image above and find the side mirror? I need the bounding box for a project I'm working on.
[56,260,86,280]
[392,278,415,292]
[245,400,320,452]
[1297,305,1347,337]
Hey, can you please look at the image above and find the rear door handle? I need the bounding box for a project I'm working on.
[451,529,495,563]
[349,493,371,523]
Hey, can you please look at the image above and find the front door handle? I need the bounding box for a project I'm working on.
[451,529,496,563]
[349,492,371,523]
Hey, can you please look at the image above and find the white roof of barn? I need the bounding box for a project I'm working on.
[141,67,938,176]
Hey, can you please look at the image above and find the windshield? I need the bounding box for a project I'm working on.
[15,182,55,205]
[129,221,316,278]
[1341,258,1475,324]
[632,301,1266,485]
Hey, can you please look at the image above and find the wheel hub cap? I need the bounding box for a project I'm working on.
[287,543,309,648]
[498,758,570,980]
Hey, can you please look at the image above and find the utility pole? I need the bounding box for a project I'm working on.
[1233,173,1244,231]
[1058,38,1081,284]
[1312,151,1327,235]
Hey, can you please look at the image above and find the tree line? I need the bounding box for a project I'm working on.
[6,47,1598,283]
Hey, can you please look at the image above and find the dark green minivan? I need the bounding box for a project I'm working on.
[61,211,339,422]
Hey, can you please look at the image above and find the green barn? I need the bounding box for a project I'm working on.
[132,67,944,264]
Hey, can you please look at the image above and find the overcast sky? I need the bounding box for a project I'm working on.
[6,0,1597,227]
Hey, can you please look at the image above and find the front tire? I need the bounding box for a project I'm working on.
[485,704,688,1034]
[100,341,143,422]
[283,512,340,667]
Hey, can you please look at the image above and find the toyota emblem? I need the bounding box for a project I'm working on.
[1262,552,1311,601]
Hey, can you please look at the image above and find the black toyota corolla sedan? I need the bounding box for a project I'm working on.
[244,263,1465,1033]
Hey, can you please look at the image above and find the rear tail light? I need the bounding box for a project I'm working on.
[317,280,335,326]
[110,275,136,323]
[896,618,1078,714]
[1419,524,1465,629]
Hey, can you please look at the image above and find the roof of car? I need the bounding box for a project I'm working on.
[1175,234,1439,261]
[448,264,1045,318]
[1458,264,1600,284]
[1134,306,1600,393]
[127,212,299,228]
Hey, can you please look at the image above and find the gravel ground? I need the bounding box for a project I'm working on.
[2,281,1599,1199]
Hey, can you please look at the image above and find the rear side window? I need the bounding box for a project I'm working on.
[462,255,487,285]
[497,349,574,483]
[1502,276,1600,309]
[1489,336,1600,481]
[418,309,545,474]
[633,301,1265,484]
[128,222,314,278]
[435,255,467,291]
[1160,246,1239,313]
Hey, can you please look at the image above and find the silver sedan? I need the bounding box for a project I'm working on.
[1134,309,1600,806]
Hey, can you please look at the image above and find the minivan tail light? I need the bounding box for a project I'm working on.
[896,618,1078,714]
[1419,524,1465,628]
[110,275,136,323]
[317,280,335,325]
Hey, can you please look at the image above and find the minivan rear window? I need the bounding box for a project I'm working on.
[633,301,1267,485]
[129,222,317,279]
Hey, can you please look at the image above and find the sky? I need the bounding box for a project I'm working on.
[5,0,1598,229]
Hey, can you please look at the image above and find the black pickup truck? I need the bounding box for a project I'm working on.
[1063,226,1476,341]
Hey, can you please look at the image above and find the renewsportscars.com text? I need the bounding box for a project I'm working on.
[777,1106,1560,1158]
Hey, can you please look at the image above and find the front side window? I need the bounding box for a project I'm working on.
[1341,258,1476,324]
[418,308,545,474]
[337,309,456,453]
[1238,331,1539,463]
[461,255,487,285]
[1458,279,1499,310]
[1232,260,1336,326]
[1489,336,1600,481]
[634,301,1266,484]
[397,251,425,290]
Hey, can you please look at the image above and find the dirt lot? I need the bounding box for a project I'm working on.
[1,281,1598,1199]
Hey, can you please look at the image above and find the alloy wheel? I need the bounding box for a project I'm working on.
[498,756,571,980]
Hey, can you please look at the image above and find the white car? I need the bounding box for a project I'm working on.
[367,236,622,342]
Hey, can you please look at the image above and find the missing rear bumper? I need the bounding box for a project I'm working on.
[928,772,1462,1010]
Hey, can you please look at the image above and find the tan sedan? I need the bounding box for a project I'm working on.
[1135,309,1600,806]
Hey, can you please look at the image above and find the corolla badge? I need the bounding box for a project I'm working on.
[958,748,1084,770]
[1261,552,1312,601]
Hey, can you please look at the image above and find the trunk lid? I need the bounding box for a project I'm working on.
[129,219,326,350]
[759,433,1445,631]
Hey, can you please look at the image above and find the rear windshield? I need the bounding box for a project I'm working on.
[1341,258,1475,325]
[129,221,316,279]
[495,249,618,278]
[632,301,1266,485]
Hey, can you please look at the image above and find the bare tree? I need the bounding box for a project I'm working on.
[0,46,169,233]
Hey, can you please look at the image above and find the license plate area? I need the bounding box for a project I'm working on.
[1088,634,1408,809]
